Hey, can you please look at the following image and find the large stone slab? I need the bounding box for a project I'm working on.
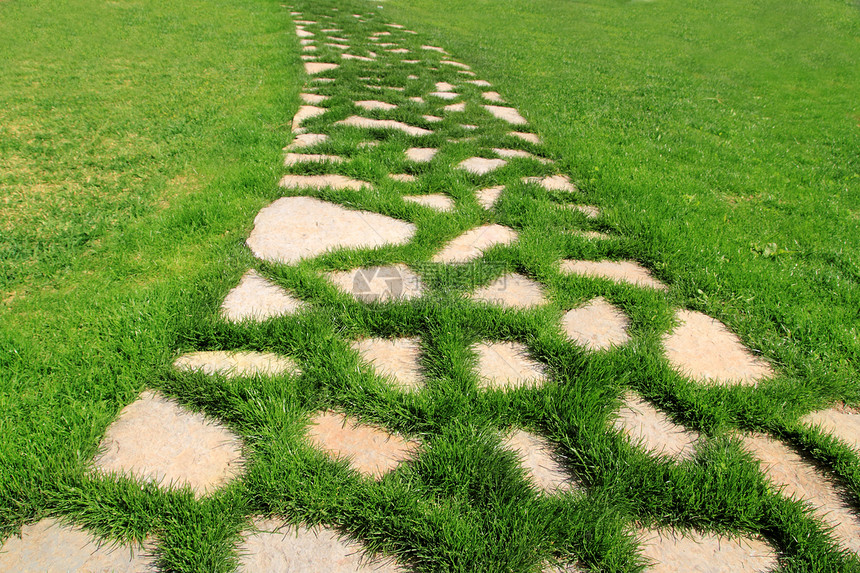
[562,297,630,351]
[614,392,699,460]
[501,429,576,494]
[304,62,339,75]
[802,404,860,453]
[247,197,415,264]
[484,105,527,125]
[335,116,432,136]
[560,260,667,290]
[352,337,424,391]
[475,341,548,390]
[431,224,518,263]
[355,100,397,111]
[174,351,299,378]
[292,105,326,131]
[471,273,547,308]
[222,269,306,322]
[637,528,778,573]
[327,264,425,302]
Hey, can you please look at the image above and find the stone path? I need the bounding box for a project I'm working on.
[4,3,858,572]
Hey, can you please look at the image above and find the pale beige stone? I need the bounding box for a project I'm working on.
[249,197,414,264]
[352,337,424,391]
[408,96,425,104]
[562,297,630,351]
[441,60,470,69]
[279,174,371,191]
[476,185,505,210]
[382,86,405,91]
[435,81,456,92]
[569,230,611,240]
[444,102,467,113]
[321,28,341,33]
[405,147,438,163]
[306,411,420,479]
[302,45,317,52]
[342,53,374,62]
[357,141,379,149]
[407,75,419,80]
[371,31,391,36]
[335,116,432,136]
[483,91,504,102]
[422,45,447,53]
[802,405,860,453]
[292,105,326,131]
[564,204,600,218]
[325,42,350,50]
[376,42,396,47]
[300,55,318,62]
[388,48,410,54]
[560,260,667,290]
[222,270,306,322]
[637,528,778,573]
[328,36,350,43]
[741,433,860,554]
[355,100,397,111]
[299,39,314,46]
[460,124,478,130]
[484,105,527,125]
[284,153,344,166]
[663,310,773,386]
[523,174,576,192]
[237,519,403,572]
[501,429,576,494]
[174,350,299,377]
[294,20,316,25]
[388,173,416,183]
[429,91,459,100]
[404,194,454,212]
[615,392,698,460]
[300,93,328,105]
[304,62,338,74]
[475,341,548,390]
[422,114,443,123]
[458,157,507,175]
[401,60,420,64]
[296,29,314,38]
[432,224,518,263]
[472,273,547,308]
[327,264,425,303]
[386,23,405,29]
[0,518,156,573]
[92,390,244,497]
[285,133,330,151]
[467,79,492,87]
[510,131,542,144]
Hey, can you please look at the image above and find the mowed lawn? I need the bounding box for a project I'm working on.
[1,0,859,571]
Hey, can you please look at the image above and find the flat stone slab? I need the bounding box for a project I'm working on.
[467,79,492,87]
[443,102,467,113]
[523,174,576,192]
[355,100,397,111]
[435,81,456,92]
[92,390,244,497]
[501,429,575,494]
[471,272,547,308]
[562,297,631,351]
[292,105,326,130]
[296,29,314,38]
[336,116,432,136]
[0,518,156,573]
[222,269,306,322]
[429,91,459,100]
[306,411,420,479]
[304,62,339,75]
[284,153,344,166]
[475,341,548,390]
[615,392,699,460]
[493,148,545,162]
[663,310,772,386]
[509,131,542,144]
[300,92,327,104]
[560,260,667,290]
[389,173,416,182]
[569,230,611,240]
[484,104,527,125]
[458,157,507,175]
[285,133,330,150]
[476,185,505,209]
[423,45,447,53]
[431,224,518,263]
[408,96,425,104]
[326,42,350,50]
[352,337,424,391]
[482,91,504,102]
[248,197,414,264]
[741,433,860,554]
[441,60,470,69]
[565,204,600,218]
[405,147,438,163]
[279,174,371,191]
[422,114,443,123]
[237,519,403,572]
[327,264,425,303]
[637,528,778,573]
[802,404,860,452]
[174,350,299,378]
[342,53,374,62]
[403,194,454,212]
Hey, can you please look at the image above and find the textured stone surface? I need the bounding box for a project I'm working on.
[300,92,327,104]
[388,173,416,182]
[441,60,470,69]
[509,131,542,144]
[458,157,507,175]
[484,105,527,125]
[443,102,467,113]
[352,337,424,391]
[328,264,425,303]
[304,62,338,75]
[569,230,611,240]
[285,133,330,150]
[565,204,600,218]
[355,100,397,111]
[802,405,860,452]
[435,81,456,92]
[0,518,156,573]
[422,114,443,123]
[471,273,547,308]
[562,297,630,351]
[423,45,447,53]
[342,53,374,62]
[292,105,326,131]
[482,91,504,102]
[560,260,667,290]
[248,197,414,264]
[741,432,860,554]
[429,91,459,100]
[92,390,244,497]
[432,224,518,263]
[501,429,575,494]
[467,79,492,87]
[237,519,403,572]
[405,147,438,163]
[326,42,350,50]
[403,194,455,212]
[637,528,778,573]
[524,174,576,192]
[306,411,420,478]
[615,392,699,460]
[222,270,306,322]
[663,310,772,386]
[335,116,432,136]
[476,185,505,210]
[279,174,371,191]
[284,153,344,166]
[174,351,299,378]
[475,341,548,390]
[493,148,544,162]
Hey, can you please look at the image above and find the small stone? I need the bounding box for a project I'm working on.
[404,194,455,212]
[302,45,317,52]
[335,116,433,136]
[388,48,410,54]
[569,230,611,240]
[458,157,507,175]
[327,263,425,303]
[328,36,350,43]
[422,114,443,123]
[284,153,344,166]
[292,105,326,131]
[560,260,667,290]
[422,45,447,53]
[564,204,600,218]
[562,297,630,350]
[296,29,314,38]
[174,350,299,378]
[614,392,699,460]
[460,124,478,130]
[299,39,315,46]
[304,62,338,74]
[432,224,518,263]
[802,405,860,453]
[342,53,374,62]
[284,133,330,151]
[300,55,318,62]
[401,59,420,64]
[389,173,416,182]
[476,185,505,209]
[435,81,456,92]
[352,337,424,391]
[405,147,438,163]
[386,23,405,29]
[409,96,425,104]
[355,100,397,111]
[471,273,547,308]
[429,91,459,100]
[443,102,467,113]
[509,131,542,144]
[279,174,371,191]
[222,269,306,322]
[501,429,576,494]
[484,104,527,125]
[407,75,419,80]
[467,79,492,87]
[523,174,576,192]
[637,528,778,573]
[441,60,470,69]
[482,91,504,102]
[358,141,379,148]
[325,42,350,50]
[475,341,548,390]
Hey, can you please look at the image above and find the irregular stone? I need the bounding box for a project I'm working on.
[409,96,425,104]
[564,204,600,218]
[306,411,420,479]
[304,62,338,74]
[300,55,318,62]
[388,173,416,182]
[371,31,391,36]
[407,75,419,80]
[299,39,315,46]
[663,310,773,386]
[285,133,330,151]
[614,392,699,460]
[355,100,397,111]
[404,194,455,212]
[509,131,542,144]
[382,86,405,91]
[300,92,327,104]
[302,45,317,52]
[494,148,549,164]
[441,60,470,69]
[358,141,379,148]
[435,81,456,92]
[523,174,576,192]
[342,53,374,62]
[0,518,156,573]
[92,390,244,497]
[386,23,405,29]
[432,224,518,263]
[405,147,438,162]
[279,174,371,191]
[336,116,433,136]
[292,105,326,131]
[422,114,443,123]
[460,124,478,130]
[401,60,420,64]
[562,297,631,351]
[327,263,425,303]
[475,341,548,390]
[467,79,492,87]
[325,42,350,50]
[429,91,459,100]
[560,260,667,290]
[443,102,467,113]
[458,157,507,175]
[222,269,306,322]
[637,528,778,573]
[352,337,424,391]
[476,185,505,209]
[296,29,314,38]
[294,20,316,25]
[802,405,860,453]
[484,104,527,125]
[569,230,611,240]
[328,36,350,43]
[388,48,410,54]
[471,273,547,308]
[174,350,299,378]
[249,197,414,264]
[376,42,396,47]
[501,429,575,494]
[284,153,344,166]
[422,45,448,53]
[483,91,504,102]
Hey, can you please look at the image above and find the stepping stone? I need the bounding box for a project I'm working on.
[388,48,410,54]
[407,75,419,80]
[389,173,416,182]
[443,102,467,113]
[662,310,772,386]
[325,42,350,50]
[435,81,456,92]
[564,204,600,218]
[494,148,549,163]
[422,114,443,123]
[501,429,576,494]
[355,100,397,111]
[387,23,405,29]
[458,157,507,175]
[306,411,420,479]
[296,29,314,38]
[429,91,459,100]
[523,174,576,192]
[471,273,547,308]
[409,96,425,104]
[432,224,518,263]
[313,78,334,84]
[222,269,306,322]
[402,59,420,64]
[352,337,424,391]
[460,124,478,130]
[476,185,505,209]
[569,230,611,240]
[284,132,330,150]
[483,91,504,102]
[802,405,860,453]
[328,36,350,43]
[382,86,405,91]
[305,62,339,75]
[292,105,326,131]
[300,55,318,62]
[358,141,379,148]
[321,28,341,33]
[562,297,631,351]
[279,172,370,191]
[299,39,315,46]
[248,197,414,264]
[422,45,447,53]
[376,42,396,47]
[484,104,527,125]
[560,260,667,290]
[741,433,860,554]
[327,263,425,303]
[371,31,391,36]
[284,153,344,166]
[467,79,492,87]
[404,194,455,212]
[0,518,156,573]
[92,390,244,497]
[237,519,403,572]
[336,116,433,136]
[294,20,316,25]
[474,341,548,390]
[637,528,778,573]
[302,45,317,52]
[441,60,470,69]
[614,392,699,460]
[510,131,542,144]
[405,147,438,162]
[342,53,374,62]
[174,350,299,377]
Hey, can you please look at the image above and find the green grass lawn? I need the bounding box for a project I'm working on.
[1,0,859,571]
